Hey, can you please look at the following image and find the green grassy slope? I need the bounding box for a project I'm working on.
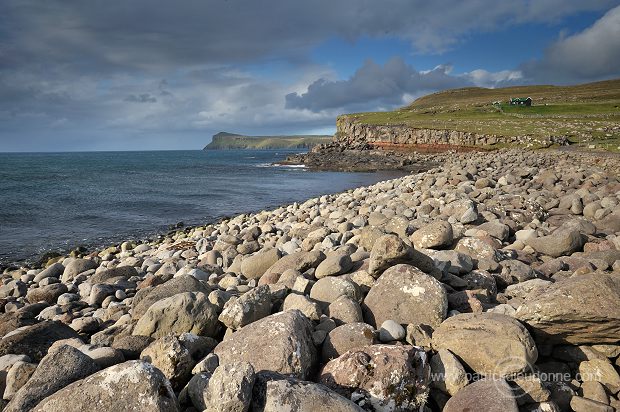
[204,132,332,150]
[345,79,620,151]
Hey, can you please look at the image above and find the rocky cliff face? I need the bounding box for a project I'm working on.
[335,115,568,149]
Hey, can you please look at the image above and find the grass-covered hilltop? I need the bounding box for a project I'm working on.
[341,78,620,151]
[204,132,332,150]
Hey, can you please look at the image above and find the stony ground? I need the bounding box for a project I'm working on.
[1,149,620,411]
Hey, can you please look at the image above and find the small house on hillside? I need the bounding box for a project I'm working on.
[510,97,532,106]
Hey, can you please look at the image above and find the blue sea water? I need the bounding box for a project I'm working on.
[0,150,405,265]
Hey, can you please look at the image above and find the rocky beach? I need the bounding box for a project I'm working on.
[0,148,620,411]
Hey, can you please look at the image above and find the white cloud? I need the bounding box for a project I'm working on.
[522,5,620,82]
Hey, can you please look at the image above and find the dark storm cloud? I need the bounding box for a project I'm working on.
[124,94,157,103]
[286,58,472,112]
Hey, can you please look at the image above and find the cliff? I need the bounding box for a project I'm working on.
[204,132,332,150]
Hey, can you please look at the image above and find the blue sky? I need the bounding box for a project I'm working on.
[0,1,619,151]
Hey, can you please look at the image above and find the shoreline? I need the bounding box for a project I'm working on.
[4,147,619,272]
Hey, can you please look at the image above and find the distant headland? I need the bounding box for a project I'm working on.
[203,132,332,150]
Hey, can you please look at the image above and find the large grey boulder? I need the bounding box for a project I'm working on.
[240,248,281,280]
[315,251,353,279]
[0,321,81,362]
[5,345,99,412]
[32,361,178,412]
[443,379,518,412]
[133,291,220,338]
[320,344,429,412]
[368,234,414,277]
[219,285,271,330]
[61,258,98,282]
[263,251,325,277]
[363,264,447,329]
[410,220,453,250]
[26,284,68,305]
[194,362,255,412]
[432,313,538,377]
[516,272,620,345]
[525,227,586,258]
[213,310,316,379]
[140,335,194,390]
[254,373,363,412]
[132,275,211,319]
[89,266,138,284]
[321,322,375,362]
[310,277,361,308]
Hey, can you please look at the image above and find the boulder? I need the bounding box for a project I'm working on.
[263,251,325,277]
[368,234,414,277]
[132,275,211,319]
[320,344,429,412]
[315,251,353,279]
[240,248,281,280]
[310,277,361,308]
[516,272,620,345]
[201,362,255,412]
[61,259,98,282]
[89,266,138,284]
[526,228,586,258]
[430,349,468,396]
[5,345,99,412]
[32,361,178,412]
[141,335,194,390]
[33,263,64,283]
[282,294,321,321]
[213,310,316,379]
[327,296,363,325]
[0,321,81,362]
[443,379,518,412]
[410,220,453,249]
[26,283,68,305]
[3,360,37,400]
[133,291,220,338]
[254,373,362,412]
[219,285,271,330]
[363,264,447,329]
[322,322,376,362]
[432,313,538,377]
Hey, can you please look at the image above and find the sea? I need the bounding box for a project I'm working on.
[0,150,406,266]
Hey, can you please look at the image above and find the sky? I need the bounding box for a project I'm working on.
[1,1,620,152]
